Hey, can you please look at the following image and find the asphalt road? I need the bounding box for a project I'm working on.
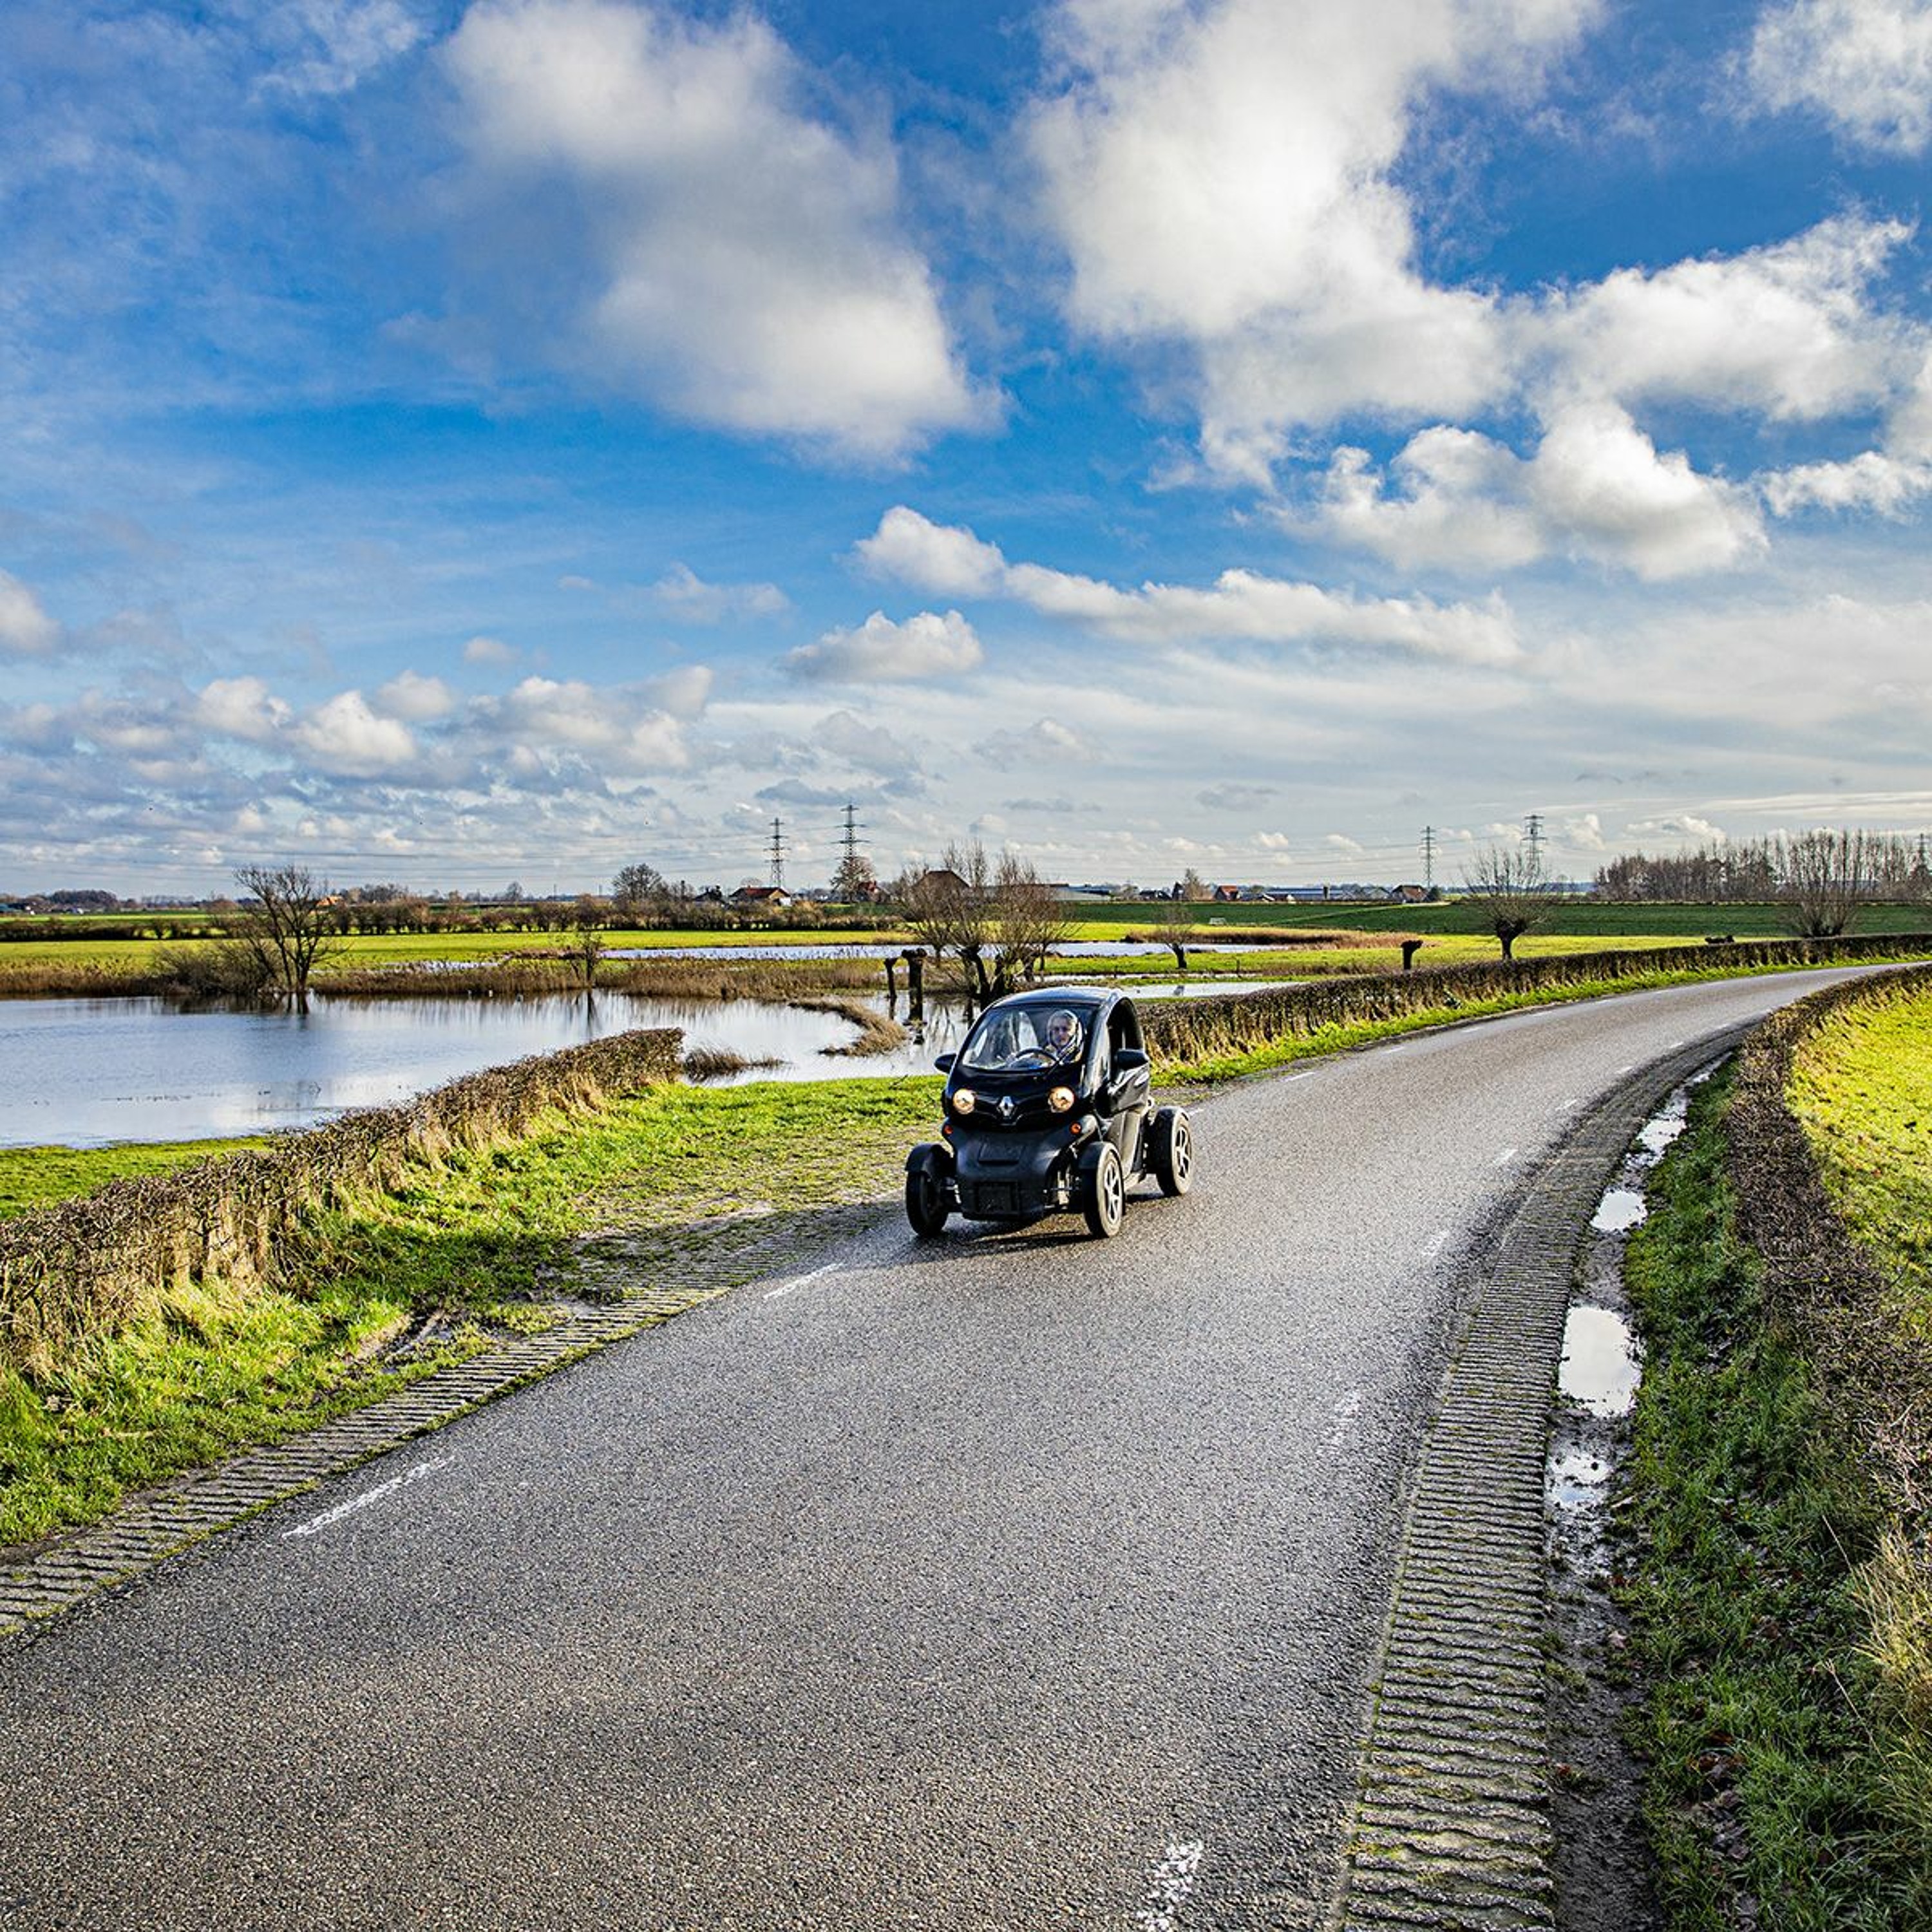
[0,969,1880,1931]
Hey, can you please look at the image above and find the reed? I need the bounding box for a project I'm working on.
[788,996,909,1057]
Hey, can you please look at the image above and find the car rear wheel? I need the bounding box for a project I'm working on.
[1150,1106,1195,1197]
[1082,1143,1126,1238]
[905,1151,952,1238]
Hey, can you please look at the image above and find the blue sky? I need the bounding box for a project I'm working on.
[3,0,1929,896]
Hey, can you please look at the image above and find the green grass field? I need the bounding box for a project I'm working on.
[1068,898,1932,940]
[0,1138,275,1219]
[1787,981,1932,1329]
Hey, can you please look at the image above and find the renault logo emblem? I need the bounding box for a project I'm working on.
[998,1095,1015,1120]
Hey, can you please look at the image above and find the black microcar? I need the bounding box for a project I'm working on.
[904,987,1195,1239]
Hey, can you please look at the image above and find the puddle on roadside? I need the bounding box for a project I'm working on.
[1546,1066,1716,1932]
[1559,1303,1642,1417]
[1590,1188,1648,1233]
[1549,1444,1614,1508]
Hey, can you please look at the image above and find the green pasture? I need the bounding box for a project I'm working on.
[1066,898,1932,940]
[0,1138,274,1220]
[1788,981,1932,1327]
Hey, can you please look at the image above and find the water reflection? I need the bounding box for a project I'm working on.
[0,975,1301,1148]
[1558,1304,1643,1417]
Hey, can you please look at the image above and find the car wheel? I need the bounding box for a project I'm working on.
[1150,1106,1195,1197]
[905,1150,952,1238]
[1082,1143,1126,1239]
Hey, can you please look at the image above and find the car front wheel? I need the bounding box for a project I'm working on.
[1150,1106,1195,1197]
[1082,1143,1126,1238]
[905,1150,952,1238]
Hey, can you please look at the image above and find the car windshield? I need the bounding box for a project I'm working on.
[960,1005,1086,1073]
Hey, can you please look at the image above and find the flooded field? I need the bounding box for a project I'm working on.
[0,977,1294,1146]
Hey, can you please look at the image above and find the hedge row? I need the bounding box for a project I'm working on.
[0,1027,683,1381]
[1137,931,1932,1066]
[1725,963,1932,1524]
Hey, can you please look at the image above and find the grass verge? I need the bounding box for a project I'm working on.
[1621,1070,1931,1929]
[0,1076,936,1549]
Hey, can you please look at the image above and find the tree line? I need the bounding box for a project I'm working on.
[1595,832,1931,915]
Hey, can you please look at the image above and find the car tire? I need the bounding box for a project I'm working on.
[1149,1106,1195,1197]
[1082,1142,1126,1239]
[905,1150,952,1238]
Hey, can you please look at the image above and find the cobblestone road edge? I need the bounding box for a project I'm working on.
[1326,1032,1751,1932]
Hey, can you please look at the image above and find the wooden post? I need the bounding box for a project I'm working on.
[884,954,900,1000]
[902,948,925,1019]
[1401,939,1424,972]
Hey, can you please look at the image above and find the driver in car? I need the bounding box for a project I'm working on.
[1045,1009,1083,1062]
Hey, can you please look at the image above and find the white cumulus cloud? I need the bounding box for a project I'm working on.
[1316,406,1765,579]
[1747,0,1932,154]
[197,676,293,743]
[375,670,458,721]
[858,507,1524,663]
[446,0,981,459]
[1028,0,1597,478]
[1761,450,1932,516]
[786,610,985,683]
[291,690,421,777]
[1528,404,1765,578]
[1541,215,1918,423]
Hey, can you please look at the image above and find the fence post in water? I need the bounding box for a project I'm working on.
[884,954,900,1002]
[902,948,925,1020]
[1401,939,1424,972]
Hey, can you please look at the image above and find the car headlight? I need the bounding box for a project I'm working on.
[951,1087,976,1115]
[1048,1086,1075,1113]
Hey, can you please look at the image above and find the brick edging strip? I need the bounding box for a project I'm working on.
[1327,1032,1754,1932]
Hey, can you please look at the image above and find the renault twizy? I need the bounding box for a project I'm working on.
[904,987,1195,1240]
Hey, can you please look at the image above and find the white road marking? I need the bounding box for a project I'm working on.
[1425,1229,1451,1258]
[1135,1841,1206,1932]
[283,1457,453,1539]
[1285,1070,1315,1083]
[764,1262,840,1301]
[1494,1146,1519,1166]
[1618,1064,1635,1075]
[1328,1391,1363,1446]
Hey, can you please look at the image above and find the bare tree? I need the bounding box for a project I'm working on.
[231,865,339,1011]
[987,853,1070,992]
[904,841,994,976]
[1776,829,1870,937]
[1460,845,1548,961]
[1157,891,1197,971]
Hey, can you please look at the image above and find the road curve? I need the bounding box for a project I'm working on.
[0,967,1884,1931]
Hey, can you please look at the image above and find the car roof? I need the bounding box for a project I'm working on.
[977,985,1119,1014]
